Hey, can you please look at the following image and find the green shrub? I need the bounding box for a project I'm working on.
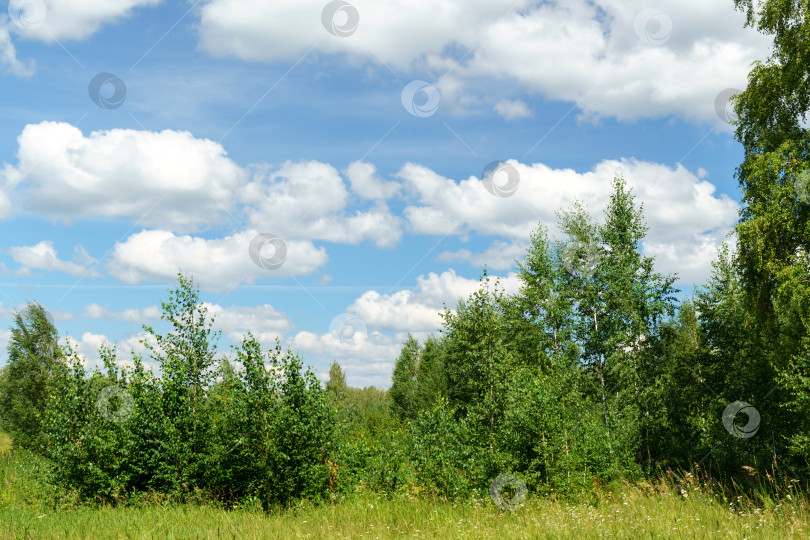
[36,274,336,509]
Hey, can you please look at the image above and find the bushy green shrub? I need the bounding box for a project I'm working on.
[410,398,478,498]
[335,431,413,497]
[36,275,336,508]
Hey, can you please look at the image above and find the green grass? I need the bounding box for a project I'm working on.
[3,486,808,539]
[2,437,809,539]
[0,432,11,454]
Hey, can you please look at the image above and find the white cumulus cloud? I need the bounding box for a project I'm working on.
[348,269,521,332]
[7,240,100,277]
[243,160,403,247]
[3,122,246,231]
[196,0,772,124]
[8,0,161,42]
[438,240,529,271]
[106,229,329,292]
[344,161,401,200]
[0,19,34,77]
[398,158,739,286]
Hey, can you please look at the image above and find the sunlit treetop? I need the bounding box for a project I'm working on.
[733,0,810,152]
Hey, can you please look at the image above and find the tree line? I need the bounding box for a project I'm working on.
[0,0,809,507]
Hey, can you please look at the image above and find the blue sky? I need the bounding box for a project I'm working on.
[0,0,772,386]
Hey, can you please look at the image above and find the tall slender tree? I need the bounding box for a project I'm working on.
[413,335,447,412]
[600,178,678,472]
[326,360,347,398]
[729,0,810,474]
[141,272,221,485]
[0,302,61,450]
[556,179,678,470]
[389,334,419,421]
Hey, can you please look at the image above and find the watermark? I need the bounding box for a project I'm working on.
[796,170,810,204]
[401,80,440,118]
[634,8,672,46]
[329,313,367,348]
[96,385,135,423]
[249,233,287,270]
[8,0,47,30]
[88,73,127,110]
[482,161,520,198]
[321,1,359,37]
[489,473,527,511]
[562,241,601,278]
[722,400,760,439]
[714,88,741,124]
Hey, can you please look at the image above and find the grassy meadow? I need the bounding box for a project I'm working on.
[1,435,808,539]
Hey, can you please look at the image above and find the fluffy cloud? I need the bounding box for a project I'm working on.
[3,122,245,231]
[438,240,529,271]
[2,123,404,245]
[0,330,10,362]
[243,160,403,247]
[344,161,401,200]
[203,302,294,343]
[0,20,34,77]
[0,303,17,319]
[198,0,514,65]
[349,290,445,333]
[0,120,738,288]
[348,269,521,332]
[7,240,100,277]
[287,329,402,388]
[0,182,11,219]
[494,99,532,121]
[79,301,293,341]
[7,0,161,42]
[106,229,329,292]
[79,303,163,323]
[63,330,159,372]
[398,158,739,285]
[285,268,520,386]
[197,0,772,124]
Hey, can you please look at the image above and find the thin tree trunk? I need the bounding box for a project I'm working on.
[488,325,494,453]
[594,308,612,454]
[646,402,652,474]
[633,338,652,474]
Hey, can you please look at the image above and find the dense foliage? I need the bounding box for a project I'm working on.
[8,276,336,508]
[1,172,807,509]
